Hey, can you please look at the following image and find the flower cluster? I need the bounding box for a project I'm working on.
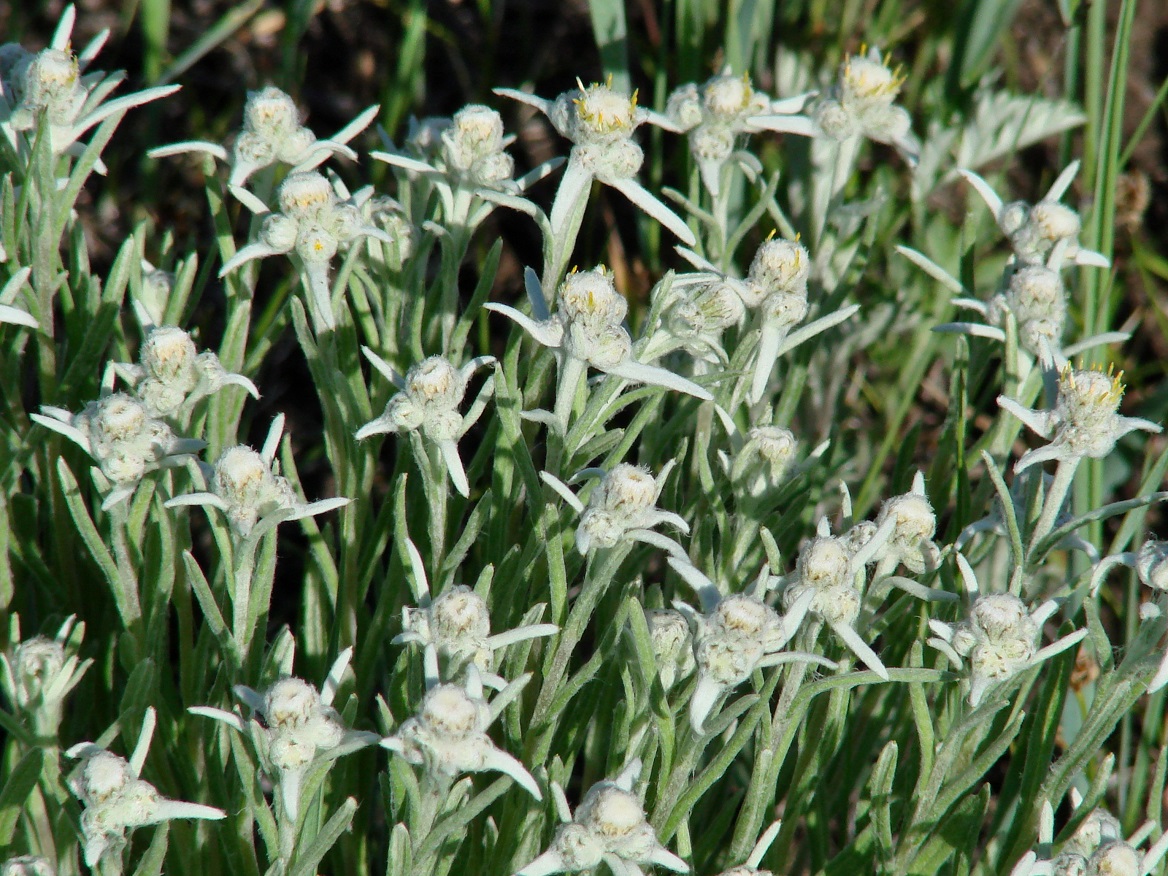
[150,85,377,188]
[927,557,1086,705]
[665,69,815,195]
[382,665,541,799]
[356,351,495,497]
[191,648,377,821]
[516,760,687,876]
[813,47,917,162]
[0,6,178,161]
[219,170,393,330]
[999,366,1161,473]
[109,325,258,418]
[486,266,711,432]
[166,414,350,540]
[66,708,225,867]
[960,161,1108,269]
[31,393,205,509]
[541,462,690,556]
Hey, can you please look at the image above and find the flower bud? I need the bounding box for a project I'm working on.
[408,357,465,408]
[690,124,735,162]
[11,636,66,708]
[418,684,482,738]
[243,87,299,139]
[264,678,321,728]
[665,83,702,131]
[840,54,902,107]
[970,594,1032,642]
[430,586,492,644]
[558,269,628,327]
[703,72,756,121]
[1087,841,1140,876]
[645,609,695,688]
[814,100,856,140]
[749,238,810,295]
[261,214,298,251]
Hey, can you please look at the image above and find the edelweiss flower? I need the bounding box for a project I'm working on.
[665,68,817,195]
[381,664,541,800]
[927,555,1086,706]
[0,6,178,163]
[776,515,898,679]
[495,78,696,255]
[191,648,377,821]
[999,366,1161,473]
[31,393,205,509]
[355,350,495,497]
[668,560,835,731]
[486,266,711,433]
[540,461,690,556]
[166,414,349,539]
[870,472,941,575]
[813,46,918,163]
[393,536,557,688]
[218,171,394,331]
[900,245,1127,368]
[66,708,225,867]
[0,615,92,739]
[960,161,1109,268]
[109,325,258,418]
[516,759,687,876]
[149,85,377,188]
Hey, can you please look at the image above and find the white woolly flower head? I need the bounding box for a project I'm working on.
[748,237,810,296]
[66,708,225,866]
[242,86,299,140]
[557,267,628,328]
[552,78,643,145]
[665,83,703,131]
[13,48,85,123]
[1087,841,1141,876]
[210,445,295,536]
[408,356,467,411]
[383,668,541,799]
[873,474,941,574]
[140,326,198,387]
[838,51,904,108]
[671,278,747,338]
[9,636,66,711]
[702,70,768,122]
[278,171,336,220]
[440,104,514,187]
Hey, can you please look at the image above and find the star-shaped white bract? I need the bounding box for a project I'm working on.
[998,366,1161,474]
[217,170,394,331]
[495,79,696,248]
[381,662,541,801]
[0,6,179,165]
[66,708,225,868]
[515,759,688,876]
[30,393,206,510]
[927,555,1087,706]
[959,161,1109,269]
[392,536,557,689]
[665,68,817,196]
[668,559,835,732]
[486,266,712,433]
[149,85,377,188]
[813,47,918,164]
[355,349,495,497]
[165,413,350,540]
[190,648,377,822]
[540,461,690,557]
[108,325,258,419]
